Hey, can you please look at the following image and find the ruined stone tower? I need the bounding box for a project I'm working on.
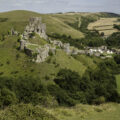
[23,17,48,40]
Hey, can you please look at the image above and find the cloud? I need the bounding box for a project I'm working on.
[0,0,119,14]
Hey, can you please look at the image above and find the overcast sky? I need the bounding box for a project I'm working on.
[0,0,120,14]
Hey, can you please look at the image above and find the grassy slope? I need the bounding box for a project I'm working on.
[0,35,96,83]
[0,10,98,81]
[0,10,84,39]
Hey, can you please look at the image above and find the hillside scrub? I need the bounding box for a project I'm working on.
[113,24,120,30]
[0,57,120,108]
[0,103,57,120]
[51,67,119,106]
[0,77,58,108]
[106,32,120,47]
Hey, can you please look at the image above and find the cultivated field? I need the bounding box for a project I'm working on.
[88,18,120,36]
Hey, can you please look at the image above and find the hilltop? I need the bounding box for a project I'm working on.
[0,10,102,79]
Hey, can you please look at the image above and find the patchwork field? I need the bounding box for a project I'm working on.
[88,18,120,36]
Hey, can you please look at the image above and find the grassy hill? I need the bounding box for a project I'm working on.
[0,10,99,81]
[0,10,84,39]
[0,10,119,39]
[0,34,97,82]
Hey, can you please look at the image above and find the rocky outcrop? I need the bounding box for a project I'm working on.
[20,40,27,50]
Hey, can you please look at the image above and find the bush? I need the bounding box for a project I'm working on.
[93,96,106,105]
[29,32,35,38]
[113,24,120,30]
[48,84,76,106]
[45,75,50,80]
[0,103,57,120]
[0,88,18,107]
[6,60,10,65]
[16,54,20,60]
[53,67,119,105]
[106,32,120,47]
[0,72,4,75]
[114,55,120,64]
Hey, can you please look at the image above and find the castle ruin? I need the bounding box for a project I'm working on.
[22,17,48,40]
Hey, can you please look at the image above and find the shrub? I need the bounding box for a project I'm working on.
[93,96,106,105]
[106,32,120,47]
[45,75,50,80]
[0,18,8,22]
[48,84,76,106]
[113,24,120,30]
[114,55,120,64]
[16,54,20,60]
[30,69,34,72]
[53,67,119,105]
[29,32,35,38]
[0,88,18,107]
[0,103,57,120]
[0,72,4,75]
[6,60,10,65]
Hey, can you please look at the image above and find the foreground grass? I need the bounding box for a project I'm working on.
[0,104,57,120]
[0,103,119,120]
[45,103,120,120]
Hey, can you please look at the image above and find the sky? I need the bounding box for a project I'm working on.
[0,0,120,14]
